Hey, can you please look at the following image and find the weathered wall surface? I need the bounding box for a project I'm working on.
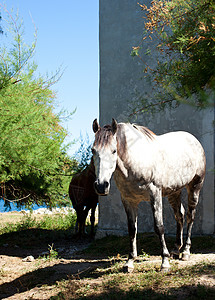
[96,0,214,238]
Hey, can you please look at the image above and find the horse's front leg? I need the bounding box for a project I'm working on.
[149,185,170,271]
[121,198,138,273]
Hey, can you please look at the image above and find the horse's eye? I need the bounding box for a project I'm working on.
[112,149,117,154]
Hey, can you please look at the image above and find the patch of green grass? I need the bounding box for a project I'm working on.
[0,212,77,248]
[0,212,76,234]
[38,213,76,231]
[38,243,59,261]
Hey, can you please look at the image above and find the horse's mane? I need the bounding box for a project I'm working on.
[95,123,155,148]
[94,125,114,146]
[132,124,156,140]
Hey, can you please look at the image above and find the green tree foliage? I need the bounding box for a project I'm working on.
[131,0,215,113]
[73,134,92,174]
[0,7,75,208]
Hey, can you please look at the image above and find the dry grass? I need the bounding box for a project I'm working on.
[0,212,24,227]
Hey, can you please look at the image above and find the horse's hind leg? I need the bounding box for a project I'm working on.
[150,185,170,271]
[168,191,185,259]
[183,177,203,261]
[121,198,138,273]
[76,207,89,237]
[90,204,96,238]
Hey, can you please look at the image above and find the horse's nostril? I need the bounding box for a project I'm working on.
[104,181,109,188]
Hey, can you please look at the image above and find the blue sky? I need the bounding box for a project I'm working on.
[1,0,99,155]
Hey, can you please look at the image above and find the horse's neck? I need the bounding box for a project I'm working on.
[117,123,152,156]
[116,123,156,175]
[88,158,96,178]
[116,124,137,170]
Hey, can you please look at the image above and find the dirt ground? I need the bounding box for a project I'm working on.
[0,236,94,300]
[0,237,214,300]
[0,212,214,299]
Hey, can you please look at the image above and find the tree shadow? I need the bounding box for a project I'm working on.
[0,227,93,258]
[0,256,111,299]
[0,227,214,258]
[80,233,215,260]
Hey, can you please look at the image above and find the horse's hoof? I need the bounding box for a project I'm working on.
[123,265,134,273]
[170,252,180,260]
[160,266,170,273]
[182,252,190,261]
[123,260,134,273]
[161,257,170,272]
[170,248,181,260]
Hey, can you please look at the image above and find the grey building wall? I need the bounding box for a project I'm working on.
[97,0,215,238]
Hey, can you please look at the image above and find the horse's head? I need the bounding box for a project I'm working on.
[92,118,118,195]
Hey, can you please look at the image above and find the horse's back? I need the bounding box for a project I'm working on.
[158,131,205,167]
[154,131,206,189]
[69,162,97,208]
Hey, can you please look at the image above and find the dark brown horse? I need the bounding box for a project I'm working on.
[69,158,98,237]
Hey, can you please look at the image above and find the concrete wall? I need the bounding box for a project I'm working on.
[97,0,215,238]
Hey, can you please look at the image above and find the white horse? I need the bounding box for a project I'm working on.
[92,119,206,272]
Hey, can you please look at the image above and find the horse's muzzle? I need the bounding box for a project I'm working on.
[94,179,110,196]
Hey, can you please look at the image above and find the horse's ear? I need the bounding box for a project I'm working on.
[111,118,117,135]
[93,119,100,133]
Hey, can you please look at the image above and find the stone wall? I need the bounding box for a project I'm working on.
[96,0,215,238]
